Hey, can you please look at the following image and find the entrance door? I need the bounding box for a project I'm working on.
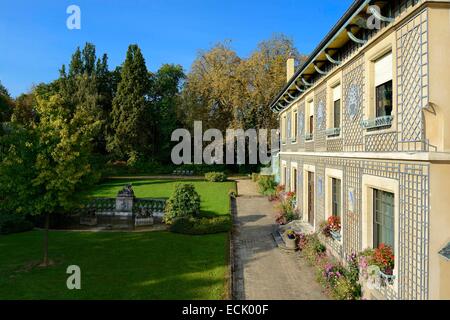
[307,171,315,226]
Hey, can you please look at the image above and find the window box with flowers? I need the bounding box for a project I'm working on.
[358,244,395,289]
[321,216,342,242]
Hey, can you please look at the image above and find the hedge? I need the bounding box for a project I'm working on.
[0,213,34,235]
[169,216,232,235]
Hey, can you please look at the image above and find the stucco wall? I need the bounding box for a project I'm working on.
[429,162,450,299]
[427,4,450,152]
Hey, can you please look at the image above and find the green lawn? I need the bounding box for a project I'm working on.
[0,179,236,299]
[0,230,229,299]
[90,179,236,216]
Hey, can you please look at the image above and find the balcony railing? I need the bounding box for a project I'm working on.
[305,133,314,141]
[361,116,393,130]
[325,127,341,137]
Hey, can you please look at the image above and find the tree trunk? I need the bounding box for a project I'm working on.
[42,212,50,267]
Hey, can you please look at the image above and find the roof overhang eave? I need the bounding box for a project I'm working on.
[269,0,372,113]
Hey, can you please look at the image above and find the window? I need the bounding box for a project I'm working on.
[373,189,395,250]
[333,100,341,129]
[376,80,393,117]
[305,99,314,140]
[282,115,286,143]
[333,85,341,129]
[374,53,393,118]
[293,110,298,141]
[309,115,314,134]
[292,168,297,193]
[331,178,341,218]
[287,113,291,140]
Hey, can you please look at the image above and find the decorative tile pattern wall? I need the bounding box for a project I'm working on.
[396,9,430,151]
[343,56,365,152]
[280,154,430,300]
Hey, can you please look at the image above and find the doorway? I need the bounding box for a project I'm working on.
[307,171,315,227]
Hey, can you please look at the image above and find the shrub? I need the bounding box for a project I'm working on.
[319,254,362,300]
[169,216,232,235]
[251,173,260,182]
[205,172,227,182]
[332,275,362,300]
[302,233,326,265]
[164,184,201,224]
[257,175,276,195]
[0,213,34,235]
[274,191,298,225]
[296,232,308,250]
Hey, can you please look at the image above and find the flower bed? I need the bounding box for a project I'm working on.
[274,191,298,225]
[297,232,361,300]
[295,228,396,299]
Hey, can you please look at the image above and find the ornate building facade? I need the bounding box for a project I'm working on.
[269,0,450,299]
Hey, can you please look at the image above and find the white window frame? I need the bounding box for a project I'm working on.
[302,164,316,231]
[325,168,344,244]
[362,174,399,293]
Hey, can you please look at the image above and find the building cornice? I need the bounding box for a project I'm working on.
[279,151,450,162]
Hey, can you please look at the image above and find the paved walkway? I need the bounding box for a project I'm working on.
[232,179,329,300]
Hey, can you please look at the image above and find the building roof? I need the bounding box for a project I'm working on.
[269,0,380,113]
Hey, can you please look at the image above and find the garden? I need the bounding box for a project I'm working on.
[0,176,236,300]
[254,173,396,300]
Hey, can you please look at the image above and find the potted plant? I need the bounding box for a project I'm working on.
[284,229,297,250]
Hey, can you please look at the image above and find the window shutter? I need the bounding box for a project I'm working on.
[333,85,341,102]
[375,52,393,86]
[309,101,314,116]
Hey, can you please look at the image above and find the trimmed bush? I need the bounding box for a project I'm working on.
[164,184,201,224]
[205,172,227,182]
[169,216,232,235]
[301,233,326,265]
[257,175,276,195]
[0,213,34,235]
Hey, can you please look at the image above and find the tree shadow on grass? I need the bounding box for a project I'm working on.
[0,230,231,300]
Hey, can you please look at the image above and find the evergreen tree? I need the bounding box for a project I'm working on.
[107,44,151,162]
[150,64,185,162]
[59,43,113,154]
[12,92,36,126]
[0,81,13,128]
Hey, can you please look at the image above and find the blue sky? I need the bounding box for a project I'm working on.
[0,0,353,97]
